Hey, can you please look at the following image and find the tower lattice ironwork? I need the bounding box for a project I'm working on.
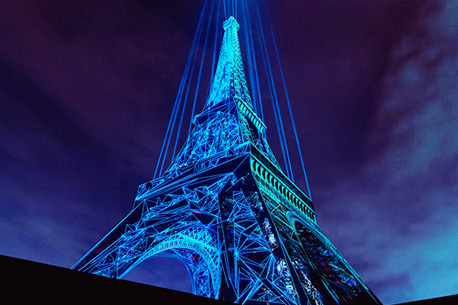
[72,16,381,305]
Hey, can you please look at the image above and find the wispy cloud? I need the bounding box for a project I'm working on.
[315,1,458,303]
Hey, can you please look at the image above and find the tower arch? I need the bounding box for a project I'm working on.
[128,241,220,298]
[112,224,222,299]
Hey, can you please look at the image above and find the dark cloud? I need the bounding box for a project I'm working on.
[314,0,458,303]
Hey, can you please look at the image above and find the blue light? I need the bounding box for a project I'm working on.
[72,1,381,304]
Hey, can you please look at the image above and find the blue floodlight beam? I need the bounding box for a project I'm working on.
[186,0,216,140]
[169,2,207,165]
[243,0,264,121]
[155,0,209,178]
[268,19,312,199]
[253,3,294,181]
[241,0,258,115]
[223,0,227,20]
[154,22,198,178]
[207,0,221,99]
[254,1,297,184]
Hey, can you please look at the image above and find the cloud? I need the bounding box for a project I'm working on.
[371,0,458,175]
[315,1,458,303]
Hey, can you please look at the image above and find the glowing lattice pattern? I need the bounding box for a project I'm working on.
[73,13,381,305]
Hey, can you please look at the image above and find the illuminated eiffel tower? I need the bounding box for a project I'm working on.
[72,14,381,305]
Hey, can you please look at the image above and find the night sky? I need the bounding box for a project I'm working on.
[1,1,457,304]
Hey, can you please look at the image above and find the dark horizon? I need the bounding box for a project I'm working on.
[1,1,457,304]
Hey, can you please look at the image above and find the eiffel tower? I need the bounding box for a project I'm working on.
[72,14,381,305]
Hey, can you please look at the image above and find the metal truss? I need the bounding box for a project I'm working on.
[73,16,381,305]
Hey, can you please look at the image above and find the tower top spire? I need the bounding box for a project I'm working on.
[223,16,239,31]
[206,17,253,110]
